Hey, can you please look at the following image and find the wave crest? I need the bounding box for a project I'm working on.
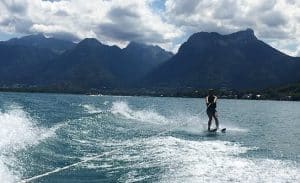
[111,101,168,124]
[81,104,103,114]
[0,105,59,182]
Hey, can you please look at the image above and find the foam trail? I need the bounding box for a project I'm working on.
[0,105,60,183]
[225,126,248,132]
[0,160,18,183]
[110,101,248,135]
[177,115,248,134]
[81,104,102,114]
[111,137,300,183]
[180,121,248,134]
[158,138,299,182]
[111,101,169,124]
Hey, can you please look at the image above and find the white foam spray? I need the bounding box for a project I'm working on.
[109,137,300,183]
[81,104,103,114]
[110,101,248,134]
[0,105,59,183]
[111,101,169,124]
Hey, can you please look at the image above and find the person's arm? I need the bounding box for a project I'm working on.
[213,96,217,103]
[205,96,209,104]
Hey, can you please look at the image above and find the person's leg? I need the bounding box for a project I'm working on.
[207,111,213,131]
[208,116,213,131]
[213,112,219,129]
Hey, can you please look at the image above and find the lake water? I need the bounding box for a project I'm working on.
[0,92,299,183]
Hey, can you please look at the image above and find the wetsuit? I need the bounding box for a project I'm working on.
[206,95,217,117]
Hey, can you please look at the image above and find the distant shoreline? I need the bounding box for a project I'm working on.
[0,87,299,101]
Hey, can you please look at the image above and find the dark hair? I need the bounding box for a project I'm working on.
[208,89,214,95]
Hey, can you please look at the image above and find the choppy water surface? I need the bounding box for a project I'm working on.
[0,92,299,183]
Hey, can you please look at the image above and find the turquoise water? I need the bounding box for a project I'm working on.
[0,92,299,182]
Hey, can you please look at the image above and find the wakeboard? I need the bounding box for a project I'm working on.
[208,128,226,133]
[208,128,218,132]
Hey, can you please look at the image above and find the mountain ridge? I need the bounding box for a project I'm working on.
[0,29,299,92]
[143,29,300,89]
[2,34,76,54]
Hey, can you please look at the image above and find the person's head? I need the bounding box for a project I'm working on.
[208,89,214,96]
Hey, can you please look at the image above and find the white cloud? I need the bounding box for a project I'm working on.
[164,0,300,56]
[0,0,182,49]
[0,0,299,56]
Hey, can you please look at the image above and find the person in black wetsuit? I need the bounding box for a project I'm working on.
[205,89,219,131]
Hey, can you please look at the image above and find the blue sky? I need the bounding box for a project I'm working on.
[0,0,299,56]
[150,0,165,12]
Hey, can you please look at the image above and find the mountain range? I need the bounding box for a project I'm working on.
[144,29,300,89]
[0,34,172,89]
[0,29,299,92]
